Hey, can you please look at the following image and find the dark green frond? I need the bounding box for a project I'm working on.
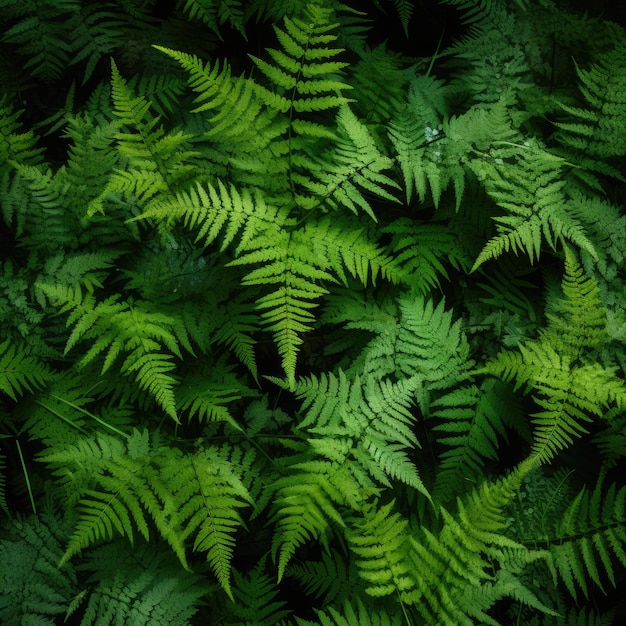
[0,338,51,401]
[79,541,206,625]
[0,512,77,625]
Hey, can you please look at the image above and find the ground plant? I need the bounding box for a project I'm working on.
[1,0,626,624]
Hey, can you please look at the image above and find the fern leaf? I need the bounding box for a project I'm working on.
[347,499,415,598]
[307,598,404,626]
[80,542,205,626]
[162,445,253,598]
[472,147,597,269]
[227,558,290,624]
[0,512,78,624]
[555,41,626,159]
[271,463,347,582]
[547,480,626,600]
[0,339,50,401]
[301,106,400,221]
[432,378,516,505]
[250,6,353,116]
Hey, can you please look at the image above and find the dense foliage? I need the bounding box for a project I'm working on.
[1,0,626,624]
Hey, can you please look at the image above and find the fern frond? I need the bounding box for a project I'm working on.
[543,246,607,360]
[0,338,50,401]
[406,461,553,624]
[547,480,626,600]
[0,512,77,624]
[80,541,206,626]
[432,378,516,505]
[289,369,427,497]
[89,61,198,218]
[307,598,404,626]
[555,40,626,159]
[382,219,469,291]
[472,146,597,270]
[160,445,253,598]
[346,499,415,598]
[227,558,290,624]
[481,340,626,463]
[2,0,76,80]
[177,363,257,430]
[287,547,361,606]
[43,430,252,597]
[250,5,353,116]
[67,4,126,83]
[300,106,400,221]
[178,0,246,36]
[0,96,43,178]
[270,460,348,582]
[350,43,414,127]
[39,285,191,421]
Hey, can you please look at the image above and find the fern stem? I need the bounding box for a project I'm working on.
[51,395,130,439]
[16,439,36,515]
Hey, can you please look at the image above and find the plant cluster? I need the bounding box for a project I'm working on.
[1,0,626,624]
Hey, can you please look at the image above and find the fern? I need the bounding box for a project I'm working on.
[431,378,519,505]
[472,145,597,269]
[555,38,626,159]
[1,0,77,80]
[225,558,291,624]
[250,4,352,117]
[178,0,246,36]
[302,598,403,626]
[346,461,555,624]
[42,429,253,598]
[0,512,77,625]
[480,250,623,463]
[545,480,626,601]
[0,96,43,180]
[0,338,51,401]
[78,541,206,625]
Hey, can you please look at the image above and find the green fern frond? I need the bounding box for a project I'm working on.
[347,499,415,598]
[270,459,348,582]
[79,541,206,626]
[432,378,516,505]
[43,430,252,598]
[0,96,43,178]
[67,4,126,83]
[472,147,597,270]
[5,165,79,251]
[300,105,400,221]
[38,285,192,421]
[406,461,552,624]
[1,0,76,80]
[555,40,626,159]
[569,193,626,282]
[88,61,198,217]
[177,363,257,430]
[287,547,361,606]
[160,445,253,598]
[481,340,626,463]
[480,250,621,463]
[250,5,353,116]
[178,0,246,36]
[291,370,427,495]
[227,558,290,624]
[350,44,414,126]
[0,338,50,401]
[544,246,606,360]
[383,219,469,291]
[546,480,626,601]
[306,598,404,626]
[0,512,77,624]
